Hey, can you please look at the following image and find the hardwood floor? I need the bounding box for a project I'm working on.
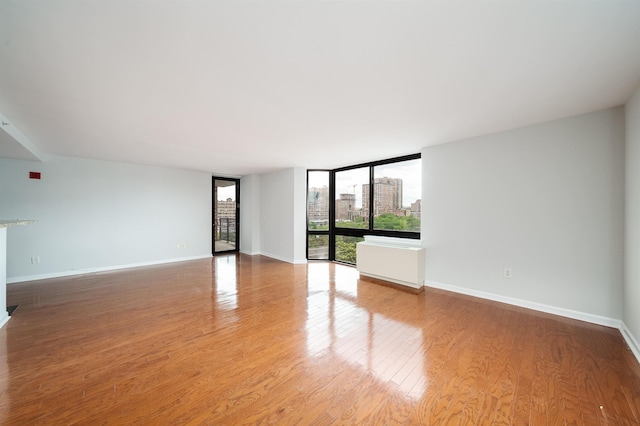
[1,254,639,425]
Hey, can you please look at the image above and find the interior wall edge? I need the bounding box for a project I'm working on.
[426,279,640,365]
[621,321,640,365]
[239,249,261,256]
[0,314,8,329]
[425,279,622,329]
[6,254,212,284]
[259,251,307,265]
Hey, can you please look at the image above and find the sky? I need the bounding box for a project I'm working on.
[217,184,235,201]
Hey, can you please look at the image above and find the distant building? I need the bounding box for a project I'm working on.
[215,196,236,241]
[336,193,356,221]
[307,185,329,226]
[410,199,421,217]
[308,179,418,224]
[217,197,236,219]
[362,177,403,217]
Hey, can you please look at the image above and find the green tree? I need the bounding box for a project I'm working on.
[308,221,329,230]
[406,215,421,231]
[335,216,368,229]
[373,213,421,231]
[335,239,358,263]
[373,213,406,230]
[308,235,328,248]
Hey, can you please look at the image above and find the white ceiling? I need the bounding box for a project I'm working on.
[1,1,639,176]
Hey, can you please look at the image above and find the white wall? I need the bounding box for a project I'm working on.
[625,85,640,350]
[259,167,307,264]
[422,108,625,322]
[0,155,212,281]
[292,167,307,262]
[240,174,261,255]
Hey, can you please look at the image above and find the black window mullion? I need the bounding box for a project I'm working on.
[368,165,374,233]
[329,170,336,261]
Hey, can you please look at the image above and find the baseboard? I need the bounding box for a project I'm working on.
[0,312,9,329]
[239,249,261,256]
[425,280,621,329]
[360,274,424,294]
[259,251,307,265]
[7,254,213,284]
[620,322,640,364]
[360,271,422,290]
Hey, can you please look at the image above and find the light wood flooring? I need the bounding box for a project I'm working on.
[1,254,639,424]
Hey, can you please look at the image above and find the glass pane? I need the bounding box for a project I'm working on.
[307,234,329,260]
[215,180,236,252]
[335,235,364,264]
[372,158,421,232]
[335,167,369,229]
[307,171,329,230]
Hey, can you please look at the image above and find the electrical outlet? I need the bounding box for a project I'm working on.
[504,267,512,278]
[177,243,187,249]
[31,256,41,264]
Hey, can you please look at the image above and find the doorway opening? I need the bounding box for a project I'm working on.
[213,177,240,255]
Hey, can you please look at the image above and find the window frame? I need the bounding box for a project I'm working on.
[307,153,421,264]
[306,169,331,260]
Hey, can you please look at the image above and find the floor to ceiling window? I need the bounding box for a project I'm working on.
[307,170,330,260]
[307,154,421,264]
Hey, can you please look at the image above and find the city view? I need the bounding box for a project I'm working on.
[307,158,421,263]
[308,176,421,231]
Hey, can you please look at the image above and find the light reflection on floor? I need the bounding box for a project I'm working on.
[334,264,358,297]
[214,255,238,310]
[307,262,331,293]
[305,262,426,397]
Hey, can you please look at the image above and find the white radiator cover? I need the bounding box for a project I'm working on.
[356,236,425,289]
